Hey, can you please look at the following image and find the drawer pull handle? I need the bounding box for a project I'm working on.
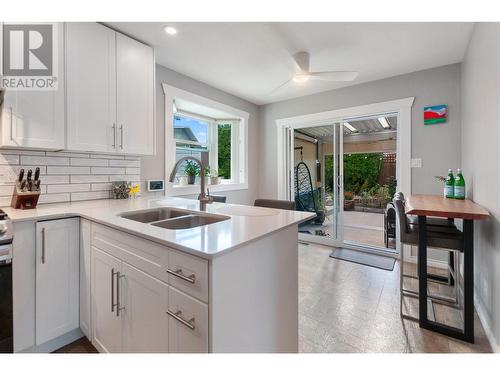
[167,268,196,284]
[167,309,195,330]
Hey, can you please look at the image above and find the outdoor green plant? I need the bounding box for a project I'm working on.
[386,175,397,198]
[217,124,231,179]
[343,153,383,194]
[344,191,354,200]
[184,160,200,176]
[313,190,325,210]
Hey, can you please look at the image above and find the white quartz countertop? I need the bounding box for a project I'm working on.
[2,197,315,259]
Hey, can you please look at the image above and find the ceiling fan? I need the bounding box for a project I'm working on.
[271,51,358,94]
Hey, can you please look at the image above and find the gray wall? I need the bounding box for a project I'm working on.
[258,64,462,198]
[141,64,260,205]
[461,23,500,352]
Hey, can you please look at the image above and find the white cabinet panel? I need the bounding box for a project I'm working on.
[35,218,79,345]
[91,246,122,353]
[79,219,92,337]
[1,23,65,150]
[122,263,169,353]
[116,33,154,155]
[168,287,208,353]
[66,23,116,152]
[12,221,36,352]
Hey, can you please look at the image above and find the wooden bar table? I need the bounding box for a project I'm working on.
[405,194,490,343]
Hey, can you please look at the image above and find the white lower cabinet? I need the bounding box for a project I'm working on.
[91,247,122,353]
[168,286,208,353]
[89,222,209,353]
[122,263,169,353]
[35,218,79,346]
[91,245,173,353]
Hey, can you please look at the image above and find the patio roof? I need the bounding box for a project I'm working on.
[297,115,397,141]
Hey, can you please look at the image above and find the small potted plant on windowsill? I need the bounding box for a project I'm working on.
[344,191,355,210]
[209,169,221,185]
[184,160,200,185]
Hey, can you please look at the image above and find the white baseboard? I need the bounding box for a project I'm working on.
[474,293,499,352]
[405,255,448,270]
[19,328,83,353]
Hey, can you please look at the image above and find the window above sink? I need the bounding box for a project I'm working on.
[163,84,249,197]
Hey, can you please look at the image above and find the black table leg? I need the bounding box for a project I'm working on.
[417,215,428,325]
[463,219,474,343]
[417,216,475,343]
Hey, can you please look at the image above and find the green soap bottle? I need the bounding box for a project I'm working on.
[445,169,455,198]
[454,168,465,199]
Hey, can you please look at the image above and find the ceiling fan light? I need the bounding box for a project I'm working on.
[292,74,310,83]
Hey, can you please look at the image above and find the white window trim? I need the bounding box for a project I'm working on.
[163,83,249,197]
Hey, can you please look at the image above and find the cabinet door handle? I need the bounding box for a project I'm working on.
[112,123,116,148]
[167,310,195,330]
[116,271,125,317]
[41,227,46,264]
[111,268,116,312]
[119,124,124,150]
[166,268,196,284]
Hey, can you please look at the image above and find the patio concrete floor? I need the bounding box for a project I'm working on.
[299,210,393,249]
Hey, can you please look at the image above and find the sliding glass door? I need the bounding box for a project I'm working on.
[287,121,344,247]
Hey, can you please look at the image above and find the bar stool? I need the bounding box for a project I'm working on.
[394,194,464,322]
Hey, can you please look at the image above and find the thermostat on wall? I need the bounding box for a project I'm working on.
[148,180,164,192]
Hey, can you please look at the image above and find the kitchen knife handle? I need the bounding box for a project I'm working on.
[34,167,40,181]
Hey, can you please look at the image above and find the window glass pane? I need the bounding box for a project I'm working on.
[174,115,209,145]
[173,115,210,180]
[217,123,231,179]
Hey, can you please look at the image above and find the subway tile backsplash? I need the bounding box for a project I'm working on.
[0,149,141,206]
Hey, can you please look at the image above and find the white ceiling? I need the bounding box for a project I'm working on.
[108,22,474,105]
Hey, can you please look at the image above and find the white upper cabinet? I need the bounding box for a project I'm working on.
[1,22,154,154]
[66,23,117,153]
[116,33,155,155]
[0,23,65,150]
[66,23,154,155]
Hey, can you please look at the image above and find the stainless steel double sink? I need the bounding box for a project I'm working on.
[118,207,230,230]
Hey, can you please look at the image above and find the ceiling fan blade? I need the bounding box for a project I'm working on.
[270,78,293,95]
[310,71,358,82]
[292,51,310,73]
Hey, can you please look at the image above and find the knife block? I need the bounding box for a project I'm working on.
[11,183,40,209]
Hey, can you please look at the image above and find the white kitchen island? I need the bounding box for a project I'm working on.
[4,197,314,353]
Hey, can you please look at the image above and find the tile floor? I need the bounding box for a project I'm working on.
[298,243,492,353]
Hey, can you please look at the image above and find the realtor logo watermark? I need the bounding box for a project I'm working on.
[0,23,58,90]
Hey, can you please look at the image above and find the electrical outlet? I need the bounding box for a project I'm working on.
[411,158,422,168]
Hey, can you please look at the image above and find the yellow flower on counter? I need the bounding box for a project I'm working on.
[129,183,140,198]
